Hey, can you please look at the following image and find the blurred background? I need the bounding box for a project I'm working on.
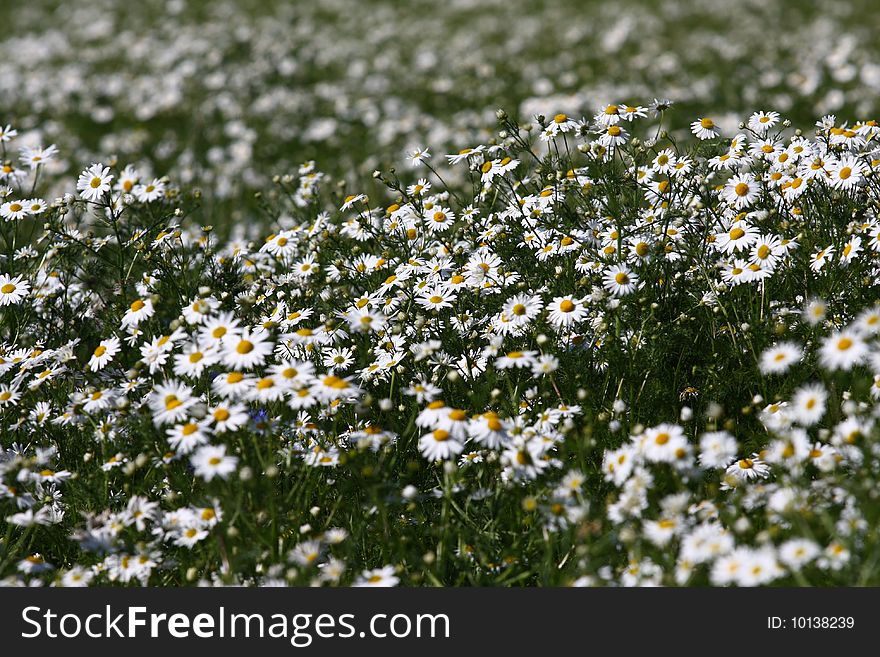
[5,0,880,220]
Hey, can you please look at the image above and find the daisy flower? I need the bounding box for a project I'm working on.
[222,328,274,370]
[819,330,867,370]
[502,293,544,326]
[747,111,780,134]
[642,423,688,463]
[496,350,538,369]
[791,383,828,426]
[0,384,22,407]
[759,342,802,375]
[133,178,165,203]
[310,374,363,403]
[0,124,17,142]
[446,146,483,165]
[199,311,242,345]
[720,259,753,286]
[0,274,30,305]
[120,297,155,329]
[839,236,862,264]
[698,431,738,468]
[714,222,758,254]
[88,337,121,372]
[779,539,820,570]
[828,156,865,190]
[23,198,47,215]
[407,146,431,167]
[602,264,639,296]
[691,117,720,140]
[416,286,456,311]
[547,295,588,328]
[599,124,628,148]
[803,298,827,326]
[77,163,114,201]
[810,245,835,272]
[149,380,199,426]
[854,305,880,336]
[172,343,217,378]
[723,455,771,486]
[721,174,760,209]
[353,565,399,587]
[467,412,508,448]
[115,164,139,194]
[0,200,28,221]
[167,420,212,454]
[594,104,623,126]
[191,444,238,482]
[532,354,560,376]
[651,149,677,174]
[418,428,465,461]
[19,144,58,170]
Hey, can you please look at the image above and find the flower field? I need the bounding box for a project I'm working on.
[3,0,880,587]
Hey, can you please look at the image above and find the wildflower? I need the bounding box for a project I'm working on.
[222,329,274,370]
[721,174,760,209]
[19,144,58,170]
[0,274,30,305]
[76,163,114,201]
[191,444,238,482]
[819,330,867,370]
[748,110,780,134]
[88,337,121,372]
[547,295,587,329]
[828,156,865,190]
[418,428,465,461]
[0,200,28,221]
[759,342,802,375]
[133,178,166,202]
[407,147,431,167]
[121,297,155,329]
[602,264,639,296]
[723,455,771,485]
[791,383,828,426]
[691,117,720,140]
[496,350,537,369]
[353,565,399,587]
[698,431,738,469]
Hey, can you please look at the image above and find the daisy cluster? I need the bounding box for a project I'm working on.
[2,100,880,588]
[4,0,880,217]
